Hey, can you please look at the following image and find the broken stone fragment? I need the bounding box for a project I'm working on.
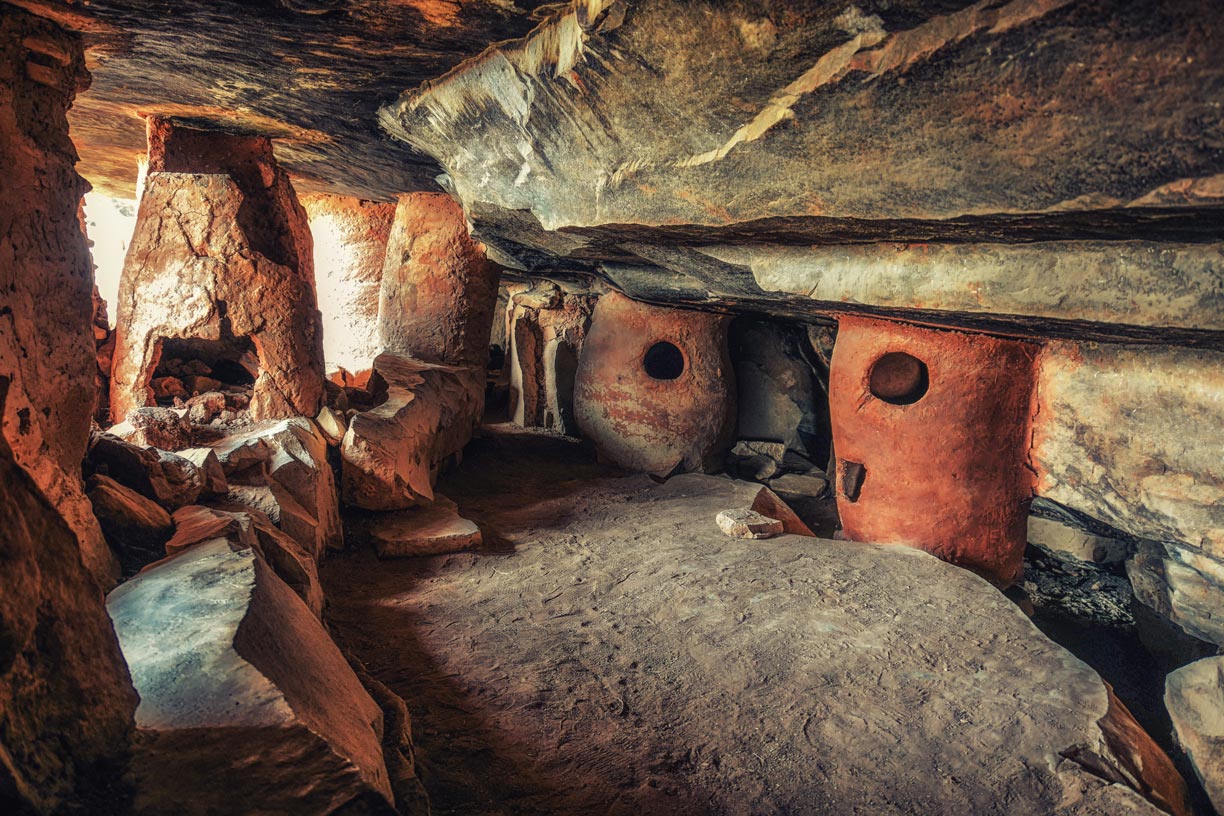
[177,447,228,495]
[106,537,394,814]
[716,507,784,540]
[342,352,484,511]
[368,495,482,558]
[210,418,342,558]
[316,405,347,445]
[166,505,324,618]
[86,473,173,576]
[149,449,203,509]
[186,391,226,424]
[1028,515,1129,565]
[769,472,828,499]
[1127,540,1224,648]
[149,376,186,401]
[1165,656,1224,813]
[114,406,193,451]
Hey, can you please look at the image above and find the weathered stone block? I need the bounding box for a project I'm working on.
[107,537,394,814]
[1165,656,1224,814]
[342,352,484,511]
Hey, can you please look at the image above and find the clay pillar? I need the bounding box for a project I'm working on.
[0,8,138,811]
[574,293,735,476]
[300,194,395,382]
[828,315,1038,586]
[507,284,595,434]
[378,192,501,367]
[111,118,325,422]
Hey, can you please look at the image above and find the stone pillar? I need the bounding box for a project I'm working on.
[507,284,595,435]
[0,8,138,812]
[828,315,1038,586]
[300,194,395,381]
[111,118,325,422]
[574,292,735,476]
[378,192,501,367]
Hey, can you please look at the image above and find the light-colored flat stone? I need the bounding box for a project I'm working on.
[1165,656,1224,813]
[716,507,783,539]
[107,536,393,815]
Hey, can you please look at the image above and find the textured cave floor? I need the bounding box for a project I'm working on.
[321,425,1201,815]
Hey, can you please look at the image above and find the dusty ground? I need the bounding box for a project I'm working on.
[322,425,1167,816]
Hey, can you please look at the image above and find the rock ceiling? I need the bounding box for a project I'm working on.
[12,0,555,199]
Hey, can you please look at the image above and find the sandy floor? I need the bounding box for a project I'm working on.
[321,426,1167,816]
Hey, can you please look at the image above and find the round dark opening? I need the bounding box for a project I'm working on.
[643,341,685,381]
[868,351,929,405]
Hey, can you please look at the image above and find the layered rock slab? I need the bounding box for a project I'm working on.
[107,537,395,815]
[325,469,1187,815]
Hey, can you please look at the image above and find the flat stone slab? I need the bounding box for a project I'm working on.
[107,537,394,814]
[323,471,1187,815]
[369,496,482,558]
[716,507,783,539]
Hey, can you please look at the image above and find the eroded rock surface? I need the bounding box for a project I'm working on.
[324,458,1188,815]
[0,8,136,811]
[1165,657,1224,813]
[507,283,595,434]
[107,536,395,815]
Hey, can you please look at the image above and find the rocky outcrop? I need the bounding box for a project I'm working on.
[574,292,735,476]
[379,191,501,368]
[110,119,324,423]
[507,283,595,434]
[301,194,395,378]
[342,353,484,510]
[1032,341,1224,644]
[107,534,396,815]
[384,2,1224,304]
[0,8,137,812]
[1165,657,1224,814]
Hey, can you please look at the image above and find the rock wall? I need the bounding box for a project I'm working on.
[0,7,137,812]
[111,120,325,422]
[574,292,735,476]
[301,194,395,379]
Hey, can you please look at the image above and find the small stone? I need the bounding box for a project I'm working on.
[315,406,347,445]
[736,454,779,481]
[152,450,204,509]
[118,406,193,451]
[183,375,223,395]
[177,447,229,495]
[150,376,187,401]
[186,391,227,424]
[770,473,828,499]
[732,440,786,464]
[716,507,784,539]
[369,495,482,558]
